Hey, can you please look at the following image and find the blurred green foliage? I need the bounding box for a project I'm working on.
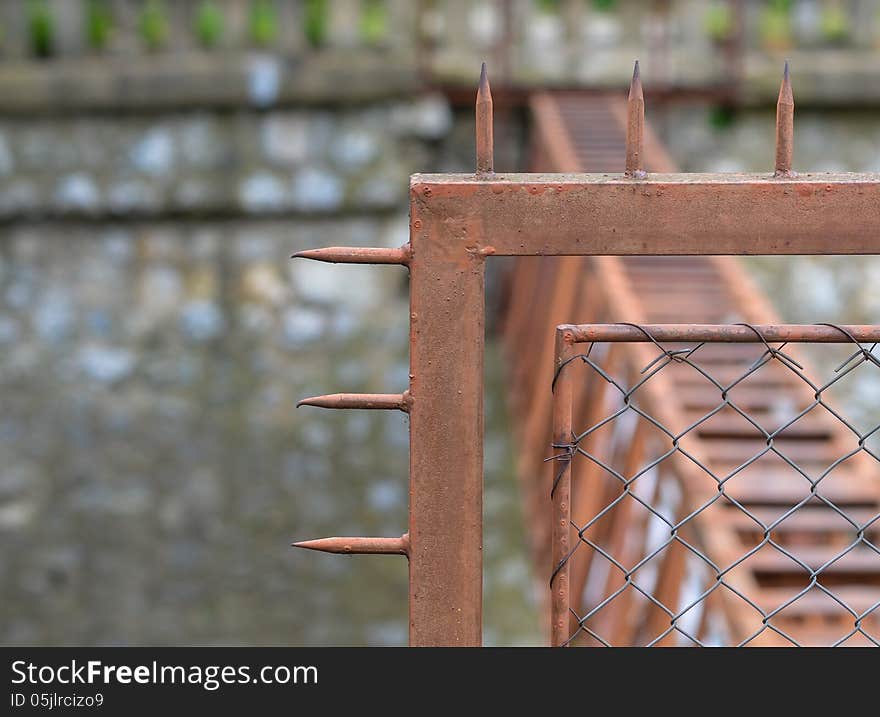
[591,0,617,12]
[820,4,849,43]
[86,0,112,51]
[304,0,328,48]
[196,0,225,49]
[760,0,792,49]
[250,0,279,47]
[708,104,736,130]
[535,0,562,12]
[27,0,54,58]
[704,1,734,42]
[140,0,169,51]
[360,0,387,46]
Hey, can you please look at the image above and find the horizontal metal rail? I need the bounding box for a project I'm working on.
[562,324,880,344]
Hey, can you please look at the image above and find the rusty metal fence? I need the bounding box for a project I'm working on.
[551,324,880,647]
[292,58,880,646]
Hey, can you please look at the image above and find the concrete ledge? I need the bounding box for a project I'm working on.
[0,50,419,114]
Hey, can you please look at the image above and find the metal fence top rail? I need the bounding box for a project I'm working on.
[560,324,880,345]
[412,172,880,185]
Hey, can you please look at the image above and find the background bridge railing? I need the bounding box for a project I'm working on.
[5,1,880,109]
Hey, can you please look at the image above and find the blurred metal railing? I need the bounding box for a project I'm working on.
[4,1,880,107]
[551,323,880,646]
[0,0,416,57]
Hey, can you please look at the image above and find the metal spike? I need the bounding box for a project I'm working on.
[296,392,410,412]
[293,534,409,556]
[292,245,410,265]
[625,60,646,179]
[774,61,795,177]
[476,62,494,175]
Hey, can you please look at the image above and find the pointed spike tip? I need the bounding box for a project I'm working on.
[480,62,488,89]
[778,60,793,104]
[292,539,320,551]
[628,59,643,101]
[292,537,351,554]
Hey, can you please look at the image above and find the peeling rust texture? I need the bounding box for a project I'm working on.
[411,173,880,256]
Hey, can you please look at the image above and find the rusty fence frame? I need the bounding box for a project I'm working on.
[293,61,880,646]
[551,323,880,647]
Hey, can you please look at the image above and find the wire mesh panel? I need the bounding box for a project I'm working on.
[550,324,880,647]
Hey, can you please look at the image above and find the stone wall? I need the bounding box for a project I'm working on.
[0,87,542,646]
[0,97,451,218]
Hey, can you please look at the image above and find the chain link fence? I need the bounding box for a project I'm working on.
[550,323,880,647]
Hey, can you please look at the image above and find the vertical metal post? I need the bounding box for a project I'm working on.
[550,328,575,646]
[407,204,486,647]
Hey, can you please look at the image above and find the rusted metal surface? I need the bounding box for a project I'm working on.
[505,66,880,646]
[775,61,794,178]
[293,535,409,556]
[411,172,880,256]
[476,63,494,175]
[551,323,880,646]
[625,61,645,179]
[296,392,410,412]
[550,329,575,646]
[292,246,411,265]
[295,62,880,646]
[408,182,485,647]
[565,324,880,344]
